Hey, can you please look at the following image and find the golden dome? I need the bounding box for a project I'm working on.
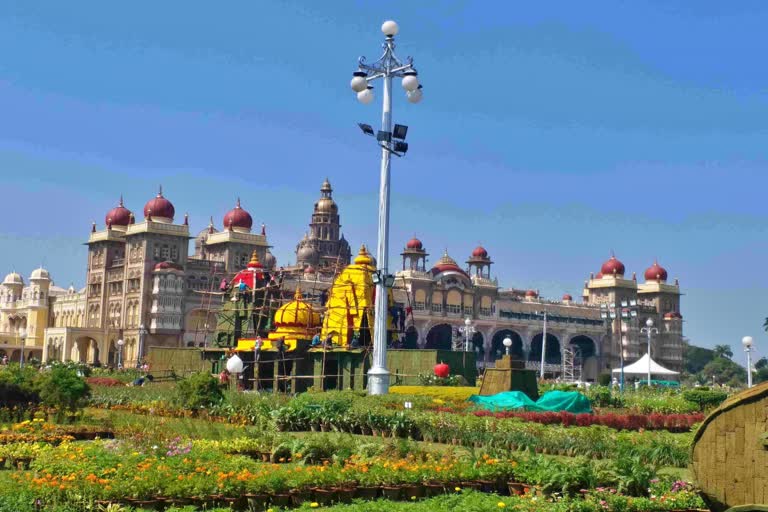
[353,244,375,267]
[315,197,337,213]
[274,286,320,329]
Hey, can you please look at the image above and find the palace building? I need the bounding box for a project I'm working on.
[391,240,684,381]
[0,179,685,381]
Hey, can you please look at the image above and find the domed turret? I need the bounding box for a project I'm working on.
[471,246,488,258]
[143,186,175,223]
[644,260,668,282]
[315,178,338,214]
[406,237,423,250]
[562,293,573,302]
[30,267,50,281]
[600,254,625,277]
[222,198,253,233]
[431,250,468,277]
[2,272,23,287]
[105,195,133,229]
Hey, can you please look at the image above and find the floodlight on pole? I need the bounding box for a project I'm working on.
[350,20,423,395]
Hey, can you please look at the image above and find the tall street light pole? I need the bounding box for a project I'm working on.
[539,311,548,380]
[350,20,423,395]
[742,336,754,388]
[640,318,658,387]
[601,300,637,393]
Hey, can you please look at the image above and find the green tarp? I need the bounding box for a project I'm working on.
[468,390,593,414]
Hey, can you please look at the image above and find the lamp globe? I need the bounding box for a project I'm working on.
[381,20,399,37]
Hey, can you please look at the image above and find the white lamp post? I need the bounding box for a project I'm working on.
[116,339,125,369]
[461,317,475,352]
[640,318,659,387]
[503,337,513,356]
[19,328,27,369]
[538,311,548,379]
[226,353,244,391]
[742,336,754,388]
[351,20,424,395]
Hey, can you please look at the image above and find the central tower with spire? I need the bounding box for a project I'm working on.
[295,179,351,271]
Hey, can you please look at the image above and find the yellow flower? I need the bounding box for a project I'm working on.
[455,487,462,492]
[498,503,506,508]
[310,503,319,508]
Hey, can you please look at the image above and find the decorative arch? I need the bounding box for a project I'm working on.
[529,332,562,365]
[569,335,598,358]
[425,323,453,350]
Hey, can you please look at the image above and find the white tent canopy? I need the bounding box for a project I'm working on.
[612,353,679,376]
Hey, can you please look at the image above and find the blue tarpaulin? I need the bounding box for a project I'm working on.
[468,390,593,414]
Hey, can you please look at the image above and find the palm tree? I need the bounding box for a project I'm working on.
[713,344,733,360]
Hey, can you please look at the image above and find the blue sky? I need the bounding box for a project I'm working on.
[0,1,766,353]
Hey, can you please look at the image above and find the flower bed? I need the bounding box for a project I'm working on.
[4,436,706,511]
[470,410,704,432]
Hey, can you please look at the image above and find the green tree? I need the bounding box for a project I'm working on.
[712,344,733,360]
[755,357,768,370]
[701,357,746,387]
[37,365,91,422]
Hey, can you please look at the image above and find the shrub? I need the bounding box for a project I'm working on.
[86,377,125,387]
[682,388,728,411]
[37,365,91,422]
[176,371,223,410]
[597,373,612,386]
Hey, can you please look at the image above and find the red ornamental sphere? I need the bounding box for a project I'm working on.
[434,362,450,379]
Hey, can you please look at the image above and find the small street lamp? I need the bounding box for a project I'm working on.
[742,336,754,388]
[226,353,244,392]
[640,318,659,387]
[503,336,513,356]
[116,339,125,369]
[460,317,475,352]
[351,20,424,395]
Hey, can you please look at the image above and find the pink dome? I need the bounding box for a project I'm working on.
[223,198,253,231]
[406,237,423,250]
[471,246,488,258]
[144,187,175,220]
[600,255,625,276]
[562,293,573,301]
[644,261,668,282]
[525,289,538,298]
[105,196,132,227]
